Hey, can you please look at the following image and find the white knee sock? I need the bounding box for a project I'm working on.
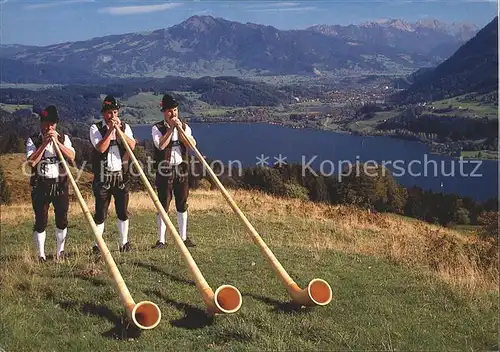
[34,231,46,259]
[56,228,67,256]
[94,222,105,248]
[117,219,129,247]
[157,214,166,244]
[177,211,187,241]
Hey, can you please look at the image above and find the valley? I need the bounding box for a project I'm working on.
[1,73,497,160]
[0,16,497,160]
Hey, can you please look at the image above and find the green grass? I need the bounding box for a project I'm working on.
[428,95,498,119]
[119,92,164,124]
[0,103,32,113]
[196,107,233,117]
[461,150,498,160]
[347,111,400,133]
[1,208,497,351]
[0,83,63,90]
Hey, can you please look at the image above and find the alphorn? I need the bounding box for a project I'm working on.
[51,137,162,329]
[176,127,333,307]
[114,127,242,315]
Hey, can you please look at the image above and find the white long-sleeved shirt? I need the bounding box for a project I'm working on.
[89,122,134,172]
[152,122,193,166]
[26,134,75,179]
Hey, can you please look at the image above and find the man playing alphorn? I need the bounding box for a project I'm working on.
[89,95,136,253]
[151,94,196,248]
[27,105,76,262]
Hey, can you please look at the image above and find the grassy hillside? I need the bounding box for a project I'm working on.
[428,94,498,120]
[0,103,32,114]
[347,110,400,134]
[0,149,498,351]
[0,153,93,203]
[348,90,497,136]
[118,92,166,124]
[461,150,498,160]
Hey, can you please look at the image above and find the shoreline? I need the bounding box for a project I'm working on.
[128,120,497,162]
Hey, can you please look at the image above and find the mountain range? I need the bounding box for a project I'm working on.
[307,18,477,56]
[391,16,498,103]
[0,16,480,82]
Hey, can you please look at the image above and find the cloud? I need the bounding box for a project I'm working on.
[191,9,212,15]
[271,2,300,6]
[98,3,183,16]
[24,0,94,10]
[244,2,300,9]
[247,6,316,12]
[242,1,317,12]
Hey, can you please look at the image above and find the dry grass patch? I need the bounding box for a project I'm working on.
[1,182,497,295]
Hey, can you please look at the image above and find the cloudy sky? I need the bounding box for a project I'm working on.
[1,0,497,46]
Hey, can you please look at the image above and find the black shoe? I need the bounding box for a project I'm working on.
[38,256,46,263]
[184,238,196,247]
[120,242,132,252]
[151,241,165,249]
[90,245,102,263]
[57,251,67,261]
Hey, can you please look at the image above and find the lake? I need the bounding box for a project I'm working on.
[132,122,498,202]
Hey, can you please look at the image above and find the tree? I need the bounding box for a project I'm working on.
[0,165,11,205]
[455,207,470,225]
[283,181,309,201]
[309,176,330,203]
